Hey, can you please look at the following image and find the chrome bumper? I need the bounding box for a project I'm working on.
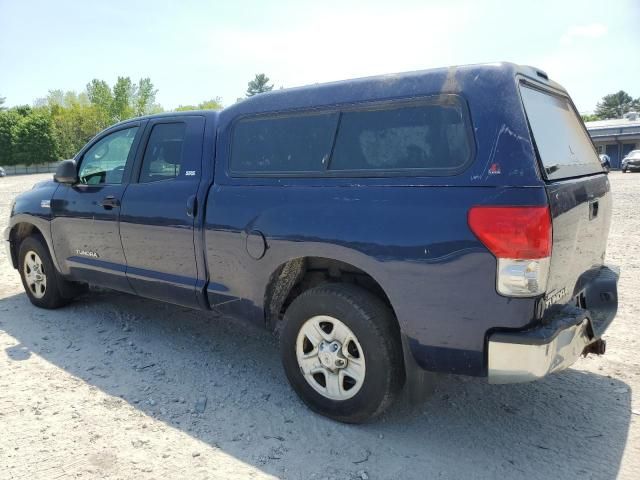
[488,317,593,383]
[488,265,619,384]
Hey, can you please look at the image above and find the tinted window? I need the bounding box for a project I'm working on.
[79,127,138,185]
[330,100,471,172]
[140,123,186,183]
[520,85,602,180]
[231,112,339,173]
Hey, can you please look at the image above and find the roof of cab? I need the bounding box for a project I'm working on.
[111,109,220,129]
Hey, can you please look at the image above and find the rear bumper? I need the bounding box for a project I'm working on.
[488,265,619,384]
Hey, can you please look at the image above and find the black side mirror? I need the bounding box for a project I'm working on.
[54,159,78,184]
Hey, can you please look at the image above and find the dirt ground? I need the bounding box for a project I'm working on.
[0,172,639,480]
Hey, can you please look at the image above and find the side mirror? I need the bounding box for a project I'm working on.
[54,159,78,184]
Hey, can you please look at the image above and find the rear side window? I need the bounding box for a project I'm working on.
[229,95,473,176]
[330,100,471,172]
[230,112,339,173]
[520,85,602,180]
[140,123,186,183]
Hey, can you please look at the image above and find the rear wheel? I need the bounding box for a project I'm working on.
[280,283,404,423]
[18,236,75,309]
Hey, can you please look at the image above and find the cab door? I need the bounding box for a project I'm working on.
[50,123,143,292]
[119,115,205,308]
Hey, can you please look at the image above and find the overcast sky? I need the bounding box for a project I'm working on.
[1,0,639,113]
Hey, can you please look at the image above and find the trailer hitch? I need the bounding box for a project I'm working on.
[583,339,606,356]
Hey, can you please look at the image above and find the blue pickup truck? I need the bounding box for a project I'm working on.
[4,63,619,423]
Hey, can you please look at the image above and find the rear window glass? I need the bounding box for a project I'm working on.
[230,112,339,173]
[330,100,471,172]
[520,85,602,180]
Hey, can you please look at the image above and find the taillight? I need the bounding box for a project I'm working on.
[468,206,552,297]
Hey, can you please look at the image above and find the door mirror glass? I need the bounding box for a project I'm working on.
[54,159,78,184]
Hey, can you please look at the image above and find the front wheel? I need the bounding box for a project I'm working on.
[18,236,74,309]
[280,283,404,423]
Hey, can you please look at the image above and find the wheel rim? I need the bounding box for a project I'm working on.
[23,250,47,299]
[295,315,366,401]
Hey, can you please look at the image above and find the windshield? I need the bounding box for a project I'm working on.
[520,84,603,180]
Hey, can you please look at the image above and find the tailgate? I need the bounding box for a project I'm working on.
[545,175,612,303]
[519,82,611,305]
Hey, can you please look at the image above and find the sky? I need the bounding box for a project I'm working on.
[1,0,639,113]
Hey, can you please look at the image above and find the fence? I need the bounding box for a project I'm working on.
[1,163,59,176]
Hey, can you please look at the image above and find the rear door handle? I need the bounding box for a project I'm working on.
[100,195,120,210]
[186,195,197,217]
[589,200,599,220]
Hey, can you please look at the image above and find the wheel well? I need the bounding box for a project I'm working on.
[264,257,396,331]
[8,223,45,268]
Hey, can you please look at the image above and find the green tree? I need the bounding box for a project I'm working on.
[0,95,6,111]
[134,77,159,116]
[246,73,274,97]
[13,110,59,167]
[51,102,105,159]
[87,80,113,111]
[29,89,104,159]
[175,97,223,111]
[581,113,600,122]
[87,79,114,126]
[87,77,162,124]
[198,98,223,110]
[594,91,640,119]
[111,76,135,121]
[11,105,32,117]
[0,110,18,165]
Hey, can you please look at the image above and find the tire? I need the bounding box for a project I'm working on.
[280,283,404,423]
[18,236,75,309]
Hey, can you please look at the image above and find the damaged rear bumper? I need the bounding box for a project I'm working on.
[488,265,619,384]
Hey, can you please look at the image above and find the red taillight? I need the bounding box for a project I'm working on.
[468,206,552,259]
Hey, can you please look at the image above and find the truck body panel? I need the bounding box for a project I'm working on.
[4,62,617,380]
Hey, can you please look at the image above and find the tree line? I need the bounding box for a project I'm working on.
[581,90,640,122]
[4,72,632,168]
[0,73,273,167]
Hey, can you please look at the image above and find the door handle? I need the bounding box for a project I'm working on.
[589,200,599,220]
[186,195,197,217]
[100,195,120,210]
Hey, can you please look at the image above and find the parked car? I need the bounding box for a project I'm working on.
[599,154,611,172]
[4,63,619,423]
[622,150,640,172]
[0,166,6,177]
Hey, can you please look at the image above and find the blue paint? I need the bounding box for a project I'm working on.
[4,62,614,378]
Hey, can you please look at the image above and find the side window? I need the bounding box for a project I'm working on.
[230,112,339,173]
[139,123,187,183]
[330,99,472,172]
[78,127,139,185]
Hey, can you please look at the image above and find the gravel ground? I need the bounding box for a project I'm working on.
[1,172,639,480]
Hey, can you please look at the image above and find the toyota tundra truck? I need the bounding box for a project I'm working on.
[4,62,619,423]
